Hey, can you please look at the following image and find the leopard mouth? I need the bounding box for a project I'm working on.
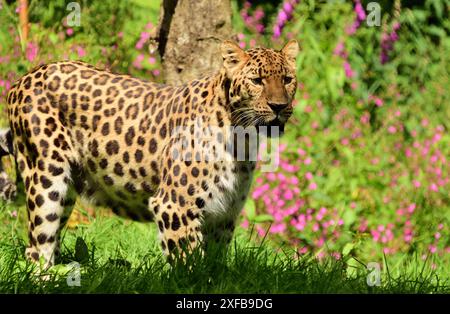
[257,118,285,137]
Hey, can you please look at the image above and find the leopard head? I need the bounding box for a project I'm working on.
[221,39,299,134]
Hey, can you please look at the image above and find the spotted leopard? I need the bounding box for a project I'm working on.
[0,40,298,267]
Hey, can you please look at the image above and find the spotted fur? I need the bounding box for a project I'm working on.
[1,40,299,267]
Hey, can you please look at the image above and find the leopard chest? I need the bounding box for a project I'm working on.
[202,160,255,225]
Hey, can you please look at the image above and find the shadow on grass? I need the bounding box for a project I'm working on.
[0,234,448,294]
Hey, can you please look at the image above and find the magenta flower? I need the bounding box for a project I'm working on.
[135,41,144,50]
[136,31,151,50]
[345,0,365,35]
[429,245,437,254]
[25,42,38,62]
[132,53,145,69]
[273,25,282,38]
[240,2,266,34]
[393,22,400,31]
[76,46,86,58]
[380,22,401,64]
[429,183,438,192]
[388,126,396,134]
[283,190,294,200]
[333,41,345,57]
[374,97,383,107]
[343,61,354,78]
[354,1,366,21]
[255,24,265,33]
[272,0,300,39]
[270,223,286,234]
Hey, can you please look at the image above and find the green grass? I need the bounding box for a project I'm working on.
[0,197,448,293]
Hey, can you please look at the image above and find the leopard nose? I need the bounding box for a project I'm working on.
[268,103,288,114]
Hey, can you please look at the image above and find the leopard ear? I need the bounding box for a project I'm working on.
[220,40,249,77]
[281,39,299,68]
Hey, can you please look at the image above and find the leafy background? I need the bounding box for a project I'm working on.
[0,0,449,286]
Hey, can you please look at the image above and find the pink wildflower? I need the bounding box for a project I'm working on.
[77,46,86,58]
[26,42,38,62]
[343,61,354,78]
[429,245,437,254]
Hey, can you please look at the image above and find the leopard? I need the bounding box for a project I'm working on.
[0,39,299,268]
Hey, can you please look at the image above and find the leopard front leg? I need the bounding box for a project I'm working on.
[149,160,209,261]
[150,189,203,261]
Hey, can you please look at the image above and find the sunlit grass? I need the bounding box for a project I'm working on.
[0,199,448,293]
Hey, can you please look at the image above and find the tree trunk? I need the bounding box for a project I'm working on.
[19,0,29,45]
[154,0,233,85]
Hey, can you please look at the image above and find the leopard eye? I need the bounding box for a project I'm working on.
[251,77,263,85]
[284,76,293,85]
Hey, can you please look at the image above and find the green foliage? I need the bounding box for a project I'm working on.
[237,0,449,268]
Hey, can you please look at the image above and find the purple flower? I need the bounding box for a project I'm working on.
[355,1,366,21]
[390,31,398,41]
[272,0,300,39]
[380,23,400,64]
[240,2,266,34]
[255,24,265,33]
[254,8,265,20]
[380,52,388,64]
[273,25,282,38]
[278,11,288,24]
[346,0,366,35]
[283,2,294,15]
[393,22,401,31]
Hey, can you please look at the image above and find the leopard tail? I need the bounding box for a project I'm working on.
[0,129,17,202]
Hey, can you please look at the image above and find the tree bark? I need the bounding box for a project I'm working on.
[154,0,233,85]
